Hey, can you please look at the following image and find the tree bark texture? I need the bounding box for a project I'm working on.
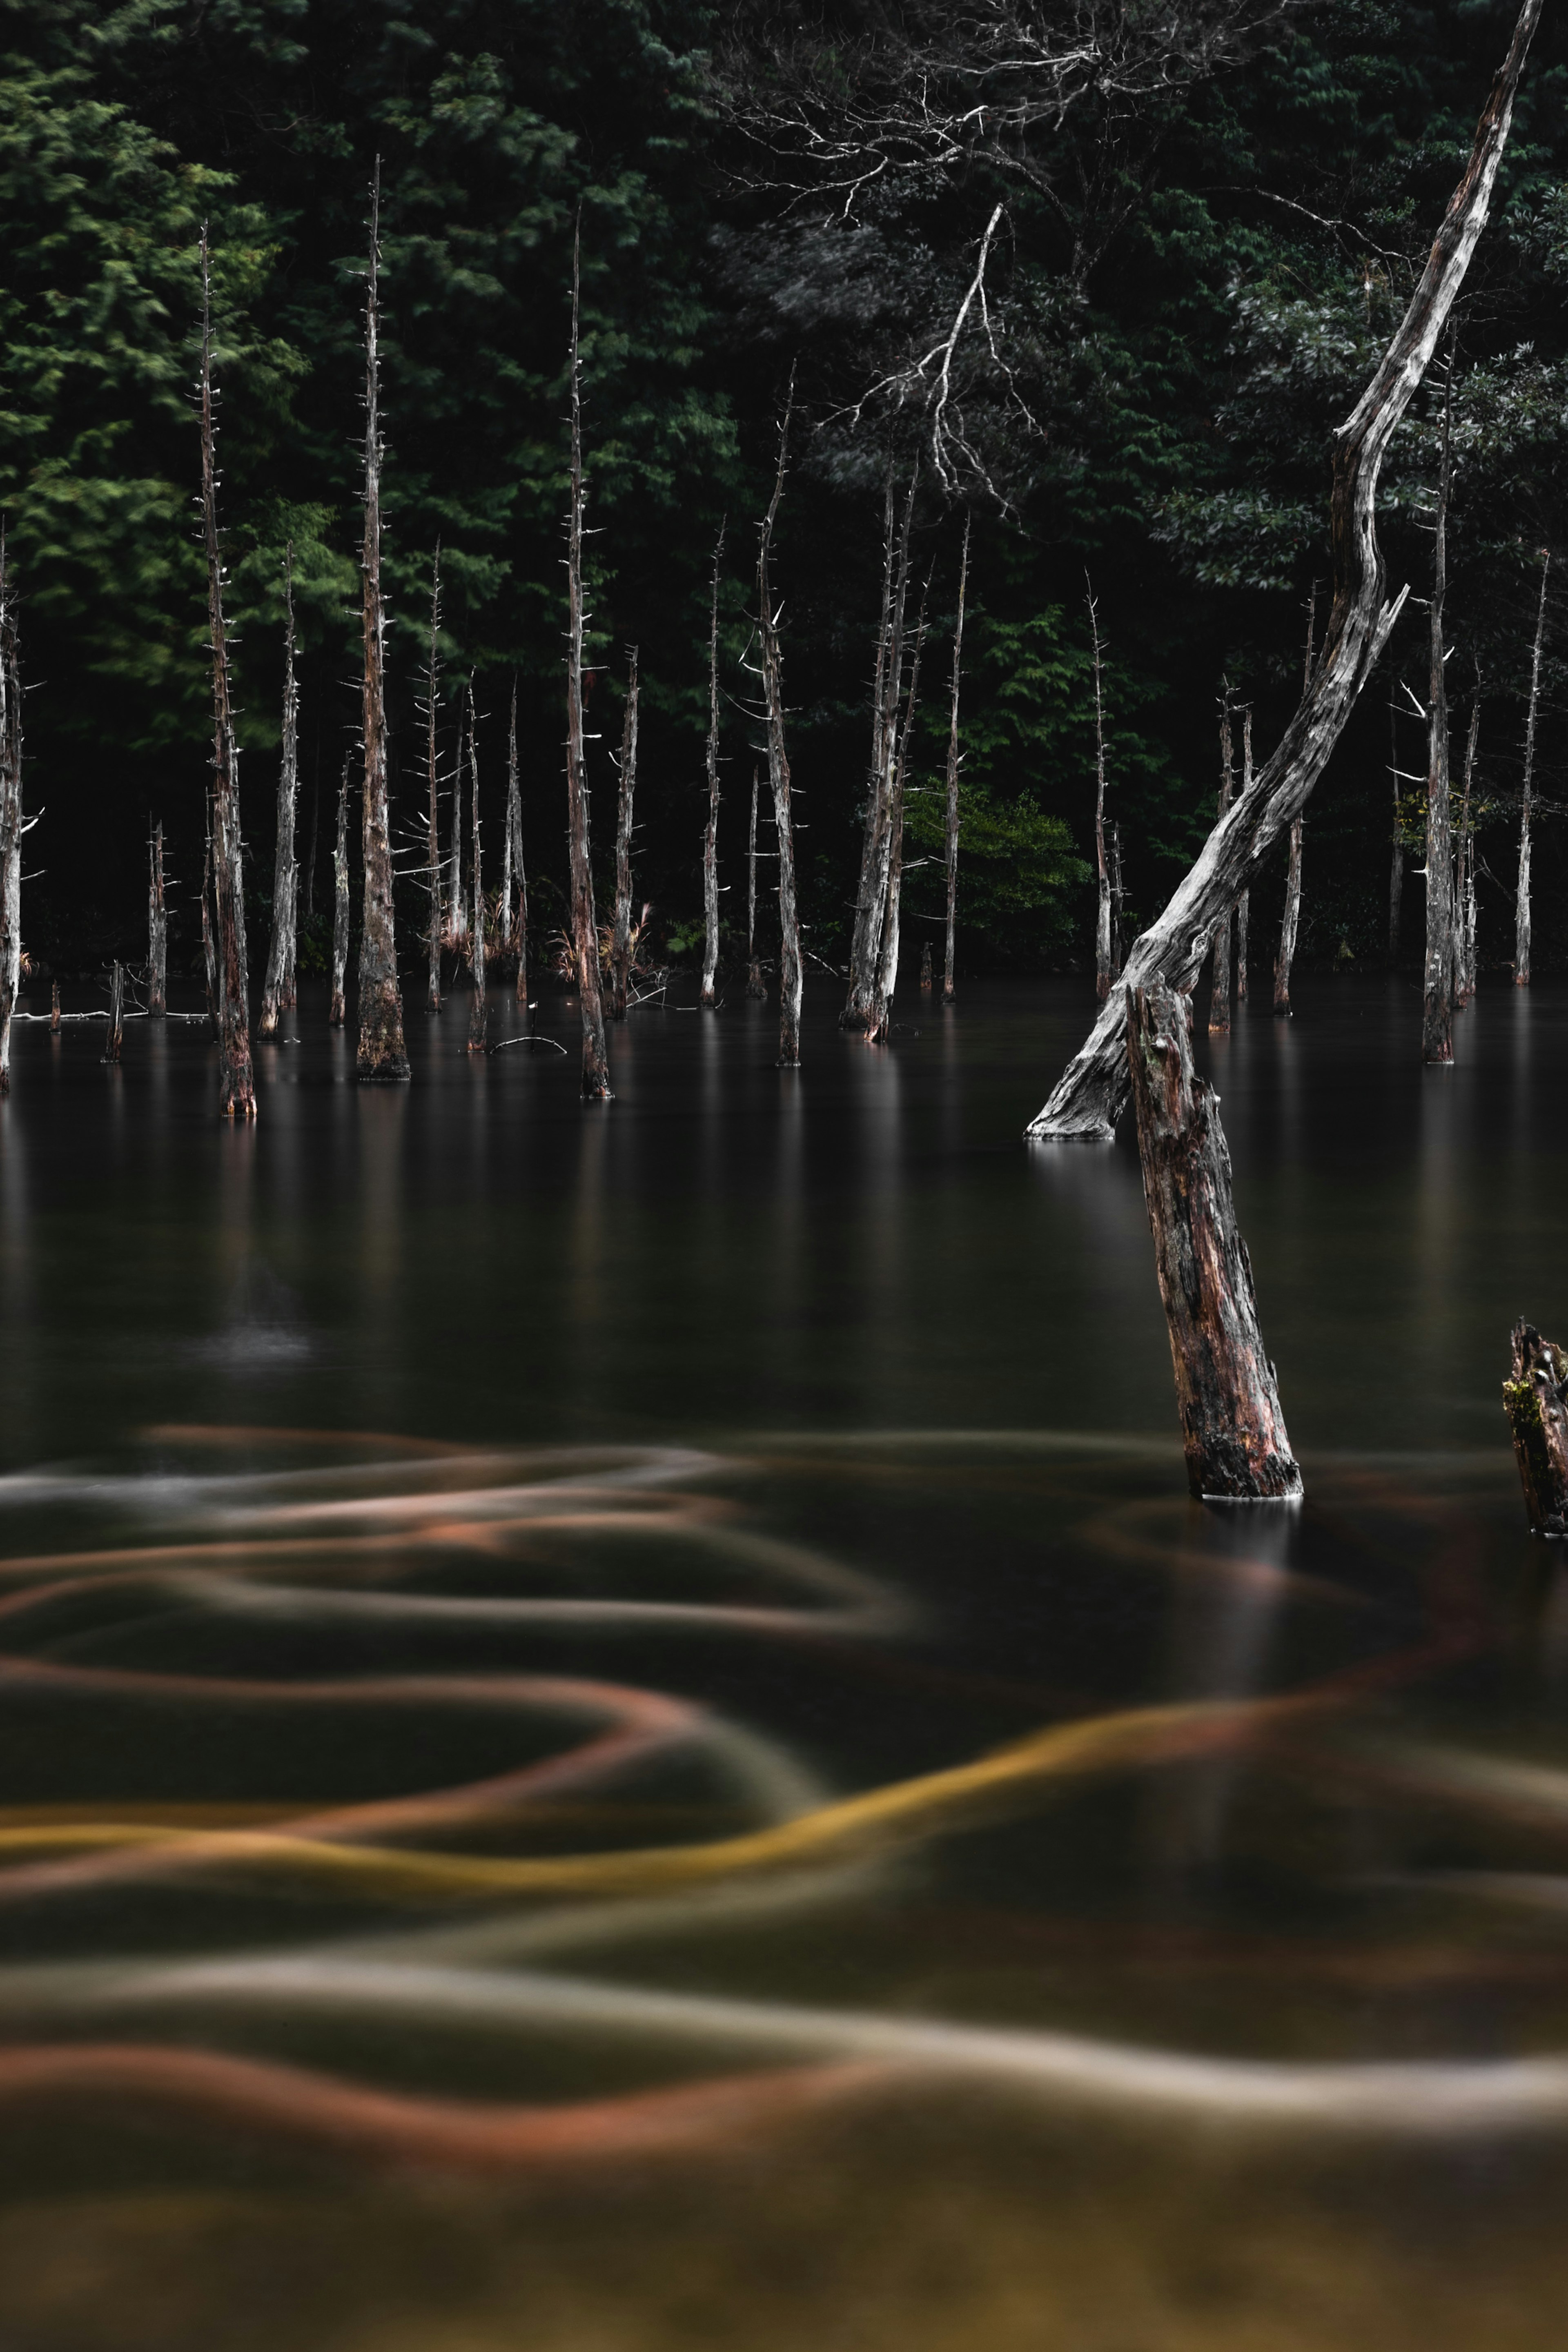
[745,764,765,996]
[1457,690,1480,1007]
[447,717,466,955]
[868,592,928,1043]
[1209,693,1233,1032]
[148,822,166,1019]
[0,547,20,1094]
[701,525,724,1009]
[564,224,612,1100]
[1273,819,1303,1017]
[355,165,409,1082]
[1515,548,1549,987]
[843,461,916,1027]
[1504,1320,1568,1536]
[1128,984,1303,1503]
[1388,684,1405,967]
[200,808,218,1034]
[1025,0,1540,1138]
[1089,575,1113,1004]
[508,677,528,1009]
[1422,370,1454,1064]
[610,649,640,1021]
[944,514,969,1004]
[258,545,300,1039]
[198,229,255,1119]
[758,390,802,1067]
[425,548,443,1013]
[1110,817,1126,982]
[467,685,486,1054]
[1235,709,1251,1000]
[330,754,350,1029]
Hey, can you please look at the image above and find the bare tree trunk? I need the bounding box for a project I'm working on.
[258,545,300,1039]
[148,822,166,1018]
[700,526,725,1010]
[49,982,58,1034]
[758,387,802,1067]
[1515,548,1549,987]
[510,681,528,1012]
[1387,682,1405,966]
[745,764,764,997]
[424,546,443,1013]
[943,514,969,1005]
[1457,689,1480,1006]
[1209,690,1234,1032]
[843,461,917,1027]
[1128,984,1303,1501]
[1110,818,1125,980]
[920,941,933,989]
[200,805,218,1034]
[447,710,466,958]
[356,164,409,1083]
[609,649,639,1021]
[1504,1319,1568,1536]
[198,228,255,1119]
[467,683,486,1053]
[1422,365,1455,1063]
[102,961,123,1065]
[1026,0,1541,1138]
[1272,586,1316,1020]
[1235,710,1251,999]
[564,223,612,1100]
[329,753,350,1029]
[869,588,929,1043]
[0,552,18,1096]
[1089,576,1113,1004]
[501,674,517,967]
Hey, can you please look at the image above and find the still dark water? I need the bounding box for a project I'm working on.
[0,972,1566,2351]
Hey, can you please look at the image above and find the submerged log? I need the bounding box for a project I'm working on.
[1503,1319,1568,1537]
[1128,984,1303,1503]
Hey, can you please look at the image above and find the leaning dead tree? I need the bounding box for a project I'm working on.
[356,163,409,1082]
[1128,983,1303,1501]
[1209,687,1234,1034]
[700,526,726,1009]
[1422,364,1455,1064]
[1089,576,1113,1003]
[1515,546,1549,987]
[1027,0,1541,1138]
[757,386,804,1066]
[329,752,350,1029]
[467,684,486,1054]
[258,544,300,1039]
[508,680,528,1009]
[564,221,612,1099]
[423,546,443,1013]
[943,513,969,1004]
[147,822,166,1018]
[0,543,20,1094]
[844,461,916,1026]
[197,228,254,1118]
[1503,1319,1568,1537]
[609,650,640,1021]
[746,764,765,996]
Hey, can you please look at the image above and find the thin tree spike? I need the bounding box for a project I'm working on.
[843,457,918,1028]
[700,525,725,1010]
[425,546,444,1013]
[609,649,640,1021]
[1515,549,1550,988]
[564,216,612,1100]
[0,535,21,1095]
[1421,360,1455,1064]
[147,822,167,1020]
[258,544,300,1040]
[329,753,350,1029]
[944,513,970,1005]
[759,380,802,1066]
[355,162,410,1082]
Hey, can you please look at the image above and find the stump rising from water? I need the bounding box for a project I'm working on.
[1503,1319,1568,1537]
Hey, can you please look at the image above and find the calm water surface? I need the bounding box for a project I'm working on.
[0,973,1565,2350]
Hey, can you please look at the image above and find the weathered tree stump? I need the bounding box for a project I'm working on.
[1503,1319,1568,1536]
[1128,984,1303,1502]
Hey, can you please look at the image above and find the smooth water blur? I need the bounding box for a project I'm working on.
[0,973,1566,2351]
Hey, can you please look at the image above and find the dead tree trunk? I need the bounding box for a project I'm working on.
[1505,1320,1568,1535]
[329,753,350,1029]
[1209,690,1234,1033]
[1026,0,1541,1137]
[1515,548,1549,987]
[609,649,640,1021]
[258,544,300,1039]
[200,804,218,1034]
[467,684,486,1053]
[943,514,970,1005]
[1387,682,1405,966]
[920,940,933,989]
[1272,587,1316,1020]
[501,674,518,968]
[1110,818,1126,980]
[1236,709,1252,999]
[197,227,255,1118]
[102,962,123,1065]
[1457,688,1480,1006]
[49,982,58,1034]
[844,461,917,1027]
[447,708,466,958]
[1422,366,1455,1063]
[0,543,20,1095]
[424,546,443,1013]
[1128,984,1303,1502]
[1089,576,1114,1004]
[869,587,929,1043]
[510,681,528,1011]
[564,222,612,1100]
[745,764,764,997]
[356,163,409,1082]
[757,386,802,1067]
[700,526,725,1009]
[148,822,166,1018]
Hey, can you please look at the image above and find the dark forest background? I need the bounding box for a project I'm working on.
[4,0,1568,987]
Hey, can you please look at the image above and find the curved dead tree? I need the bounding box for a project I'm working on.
[757,389,803,1067]
[258,545,300,1039]
[609,649,640,1022]
[701,527,725,1010]
[564,222,612,1100]
[356,163,409,1083]
[197,229,254,1119]
[1027,0,1542,1138]
[0,541,20,1094]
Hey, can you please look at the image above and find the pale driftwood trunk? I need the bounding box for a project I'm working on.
[1457,690,1480,1006]
[510,682,528,1011]
[1515,548,1549,987]
[258,544,300,1038]
[1504,1319,1568,1536]
[329,754,350,1029]
[1089,577,1113,1004]
[868,590,929,1044]
[102,962,123,1065]
[1388,684,1405,966]
[1236,710,1252,999]
[198,228,254,1118]
[148,822,167,1018]
[564,225,612,1100]
[1128,984,1303,1501]
[0,546,20,1094]
[609,650,639,1022]
[1209,693,1234,1033]
[758,391,802,1067]
[356,165,409,1082]
[943,516,969,1006]
[745,764,764,997]
[1026,0,1540,1138]
[467,684,486,1053]
[701,526,724,1009]
[424,547,443,1013]
[1422,368,1455,1064]
[844,462,916,1027]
